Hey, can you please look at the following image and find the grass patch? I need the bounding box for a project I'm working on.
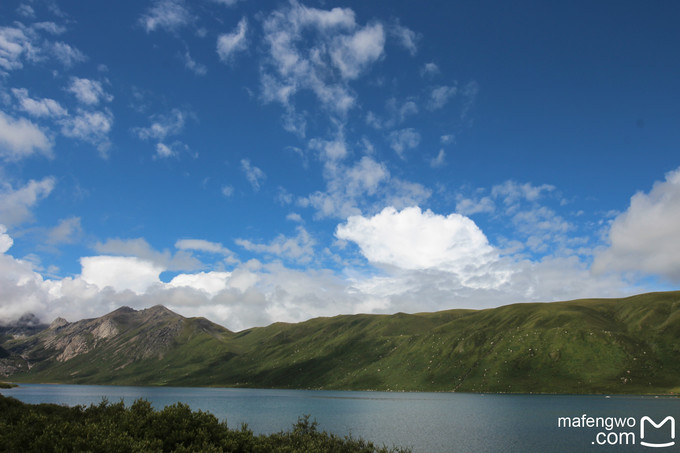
[6,291,680,394]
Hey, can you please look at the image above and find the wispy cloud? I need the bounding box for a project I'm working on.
[388,128,420,158]
[175,238,234,256]
[299,156,431,219]
[216,18,248,63]
[181,50,207,75]
[237,226,316,264]
[12,88,68,118]
[428,84,457,110]
[241,159,266,191]
[0,177,55,226]
[0,111,53,161]
[260,1,385,119]
[429,149,446,168]
[60,108,114,157]
[94,237,201,272]
[420,62,440,78]
[390,21,419,56]
[0,22,85,74]
[133,108,193,158]
[139,0,193,33]
[66,77,113,106]
[50,41,86,67]
[47,217,83,245]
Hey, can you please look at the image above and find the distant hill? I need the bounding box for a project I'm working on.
[2,291,680,394]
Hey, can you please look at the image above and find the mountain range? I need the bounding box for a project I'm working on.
[2,291,679,394]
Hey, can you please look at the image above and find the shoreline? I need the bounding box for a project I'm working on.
[3,381,678,398]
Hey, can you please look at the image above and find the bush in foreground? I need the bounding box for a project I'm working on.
[0,394,410,453]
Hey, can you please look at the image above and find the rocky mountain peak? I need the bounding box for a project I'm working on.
[49,318,69,330]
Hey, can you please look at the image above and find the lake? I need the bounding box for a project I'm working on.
[1,385,678,452]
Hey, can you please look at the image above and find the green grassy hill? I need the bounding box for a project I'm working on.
[4,291,680,393]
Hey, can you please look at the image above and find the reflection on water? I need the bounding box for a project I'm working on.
[1,384,678,453]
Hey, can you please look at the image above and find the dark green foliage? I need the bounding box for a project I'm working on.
[0,394,410,453]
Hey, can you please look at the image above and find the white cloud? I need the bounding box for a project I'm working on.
[50,41,86,67]
[32,22,66,35]
[0,223,634,332]
[460,80,480,121]
[175,238,233,256]
[440,134,455,144]
[455,180,580,256]
[135,109,187,141]
[293,2,356,29]
[221,185,234,197]
[0,24,39,72]
[60,108,113,156]
[80,256,163,294]
[12,88,68,118]
[350,254,630,315]
[430,149,446,168]
[139,0,193,33]
[301,156,388,218]
[308,132,348,162]
[428,85,457,110]
[300,156,430,219]
[182,50,207,75]
[390,22,419,56]
[134,109,192,157]
[388,128,420,158]
[593,167,680,282]
[216,18,248,63]
[286,212,303,223]
[366,98,419,130]
[67,78,112,105]
[47,217,82,244]
[420,62,440,77]
[330,23,385,80]
[94,237,201,272]
[0,177,55,227]
[260,1,384,118]
[456,194,495,216]
[0,224,13,253]
[155,143,176,158]
[0,111,52,160]
[0,23,84,74]
[343,156,390,196]
[0,248,50,324]
[456,180,558,218]
[211,0,241,6]
[492,180,556,209]
[241,158,266,191]
[236,226,316,263]
[16,4,35,18]
[336,206,499,276]
[168,271,231,297]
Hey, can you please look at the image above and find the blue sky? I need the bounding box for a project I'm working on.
[1,0,679,330]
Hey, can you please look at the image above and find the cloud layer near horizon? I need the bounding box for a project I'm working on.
[3,164,679,330]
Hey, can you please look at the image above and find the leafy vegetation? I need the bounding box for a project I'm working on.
[0,394,410,453]
[4,291,680,393]
[0,382,17,388]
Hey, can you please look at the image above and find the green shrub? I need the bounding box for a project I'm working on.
[0,394,410,453]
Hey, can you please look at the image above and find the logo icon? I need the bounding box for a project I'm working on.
[640,416,675,448]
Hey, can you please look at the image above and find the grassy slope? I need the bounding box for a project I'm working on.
[10,291,680,393]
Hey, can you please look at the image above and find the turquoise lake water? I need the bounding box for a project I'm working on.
[2,384,678,452]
